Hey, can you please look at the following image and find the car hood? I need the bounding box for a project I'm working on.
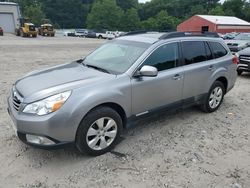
[225,40,249,46]
[15,61,115,98]
[238,47,250,55]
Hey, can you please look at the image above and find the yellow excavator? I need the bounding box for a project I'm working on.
[38,19,55,37]
[15,18,37,38]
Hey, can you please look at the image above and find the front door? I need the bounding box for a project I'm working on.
[131,42,184,116]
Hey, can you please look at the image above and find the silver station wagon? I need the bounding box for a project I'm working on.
[8,32,237,155]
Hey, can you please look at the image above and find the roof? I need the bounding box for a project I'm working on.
[0,2,18,6]
[119,33,165,44]
[41,24,52,26]
[197,15,250,26]
[118,32,220,44]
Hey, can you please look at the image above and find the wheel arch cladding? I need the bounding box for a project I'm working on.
[81,102,127,129]
[216,76,228,92]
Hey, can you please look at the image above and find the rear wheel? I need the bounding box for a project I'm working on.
[237,70,243,75]
[200,81,225,113]
[76,107,122,156]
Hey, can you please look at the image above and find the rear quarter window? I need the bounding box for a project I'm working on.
[209,42,228,58]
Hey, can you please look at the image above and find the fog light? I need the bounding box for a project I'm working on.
[26,134,55,145]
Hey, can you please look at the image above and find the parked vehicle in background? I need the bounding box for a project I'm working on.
[113,31,125,37]
[0,27,3,36]
[96,30,115,39]
[74,29,88,37]
[225,33,250,52]
[38,24,55,37]
[7,31,237,156]
[63,30,75,37]
[15,18,37,38]
[85,30,97,38]
[223,32,239,40]
[237,47,250,75]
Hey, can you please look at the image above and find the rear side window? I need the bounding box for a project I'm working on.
[205,42,213,60]
[182,41,207,65]
[209,42,228,58]
[143,42,179,71]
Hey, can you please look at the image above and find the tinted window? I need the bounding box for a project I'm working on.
[143,43,179,71]
[209,42,227,58]
[182,41,207,65]
[205,42,213,60]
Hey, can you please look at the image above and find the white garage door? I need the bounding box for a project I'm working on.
[0,13,15,33]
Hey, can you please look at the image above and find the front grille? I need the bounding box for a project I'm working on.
[12,89,23,111]
[29,26,35,31]
[239,55,250,65]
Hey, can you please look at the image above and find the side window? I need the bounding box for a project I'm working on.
[205,42,213,60]
[209,42,228,58]
[143,42,179,71]
[182,41,207,65]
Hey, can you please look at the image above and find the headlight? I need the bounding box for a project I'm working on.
[23,91,71,115]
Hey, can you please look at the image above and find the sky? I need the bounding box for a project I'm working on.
[138,0,151,3]
[138,0,225,3]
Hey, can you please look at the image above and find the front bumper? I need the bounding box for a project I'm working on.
[43,31,55,35]
[238,64,250,72]
[7,95,75,147]
[26,31,37,35]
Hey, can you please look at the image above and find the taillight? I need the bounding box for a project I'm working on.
[233,55,238,65]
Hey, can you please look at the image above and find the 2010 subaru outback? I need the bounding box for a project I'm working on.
[7,32,237,155]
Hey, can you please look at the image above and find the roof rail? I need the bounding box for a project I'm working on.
[159,31,220,39]
[123,30,159,36]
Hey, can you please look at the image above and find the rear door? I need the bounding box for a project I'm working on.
[181,40,215,102]
[131,42,184,115]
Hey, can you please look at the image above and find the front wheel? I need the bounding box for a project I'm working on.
[200,81,225,113]
[76,107,122,156]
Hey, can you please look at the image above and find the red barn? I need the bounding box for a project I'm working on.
[177,15,250,34]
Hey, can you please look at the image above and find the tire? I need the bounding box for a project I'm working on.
[15,29,20,36]
[76,106,122,156]
[200,81,225,113]
[20,30,24,37]
[98,35,102,39]
[237,70,243,76]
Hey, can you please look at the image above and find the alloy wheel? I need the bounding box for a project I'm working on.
[86,117,118,151]
[209,86,223,109]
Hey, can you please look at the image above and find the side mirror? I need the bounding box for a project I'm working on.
[137,65,158,77]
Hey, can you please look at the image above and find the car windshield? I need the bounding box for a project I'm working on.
[234,33,250,40]
[82,40,150,74]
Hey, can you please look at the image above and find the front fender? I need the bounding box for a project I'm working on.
[65,77,131,137]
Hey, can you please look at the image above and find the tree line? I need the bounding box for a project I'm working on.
[1,0,250,31]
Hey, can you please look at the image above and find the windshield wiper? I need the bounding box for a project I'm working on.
[76,58,85,64]
[86,64,110,74]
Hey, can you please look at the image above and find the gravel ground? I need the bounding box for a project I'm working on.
[0,34,250,188]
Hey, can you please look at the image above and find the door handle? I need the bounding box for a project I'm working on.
[172,74,181,80]
[208,65,214,71]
